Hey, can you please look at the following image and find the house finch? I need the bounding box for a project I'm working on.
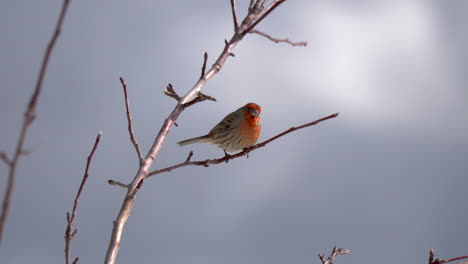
[177,103,262,153]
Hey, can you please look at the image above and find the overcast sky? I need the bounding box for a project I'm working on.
[1,1,467,264]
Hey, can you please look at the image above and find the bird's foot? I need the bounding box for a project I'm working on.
[223,149,231,163]
[243,148,250,159]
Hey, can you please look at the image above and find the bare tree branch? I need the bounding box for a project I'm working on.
[318,246,350,264]
[104,1,308,263]
[119,77,144,164]
[144,113,339,178]
[65,132,103,264]
[250,29,307,46]
[0,0,72,246]
[429,248,468,264]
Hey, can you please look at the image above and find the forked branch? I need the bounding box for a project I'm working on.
[104,1,310,263]
[318,246,350,264]
[429,248,468,264]
[0,0,72,246]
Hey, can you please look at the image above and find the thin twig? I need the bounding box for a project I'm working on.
[104,2,304,263]
[230,0,239,31]
[249,0,255,11]
[0,0,71,246]
[119,77,144,164]
[200,52,208,80]
[108,180,129,189]
[185,151,194,162]
[183,92,217,109]
[429,248,468,264]
[318,246,350,264]
[145,113,339,178]
[0,152,11,166]
[65,132,103,264]
[250,29,307,46]
[163,83,180,102]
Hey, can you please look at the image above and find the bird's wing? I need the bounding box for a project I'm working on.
[209,110,241,135]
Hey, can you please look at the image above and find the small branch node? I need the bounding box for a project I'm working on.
[107,179,129,189]
[185,151,194,162]
[72,257,79,264]
[318,246,349,264]
[318,254,325,264]
[20,148,33,156]
[182,91,217,109]
[200,52,208,80]
[163,83,180,102]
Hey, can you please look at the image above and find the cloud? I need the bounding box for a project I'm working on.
[291,1,459,133]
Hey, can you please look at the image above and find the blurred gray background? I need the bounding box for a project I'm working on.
[1,0,467,263]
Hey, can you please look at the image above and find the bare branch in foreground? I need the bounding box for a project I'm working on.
[250,29,307,46]
[144,113,339,178]
[65,132,103,264]
[119,77,144,164]
[318,246,350,264]
[429,248,468,264]
[104,1,307,263]
[0,0,72,246]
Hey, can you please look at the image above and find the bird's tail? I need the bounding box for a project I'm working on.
[177,135,212,146]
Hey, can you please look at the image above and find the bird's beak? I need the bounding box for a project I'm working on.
[250,109,260,117]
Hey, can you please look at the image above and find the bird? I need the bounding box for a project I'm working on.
[177,103,262,156]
